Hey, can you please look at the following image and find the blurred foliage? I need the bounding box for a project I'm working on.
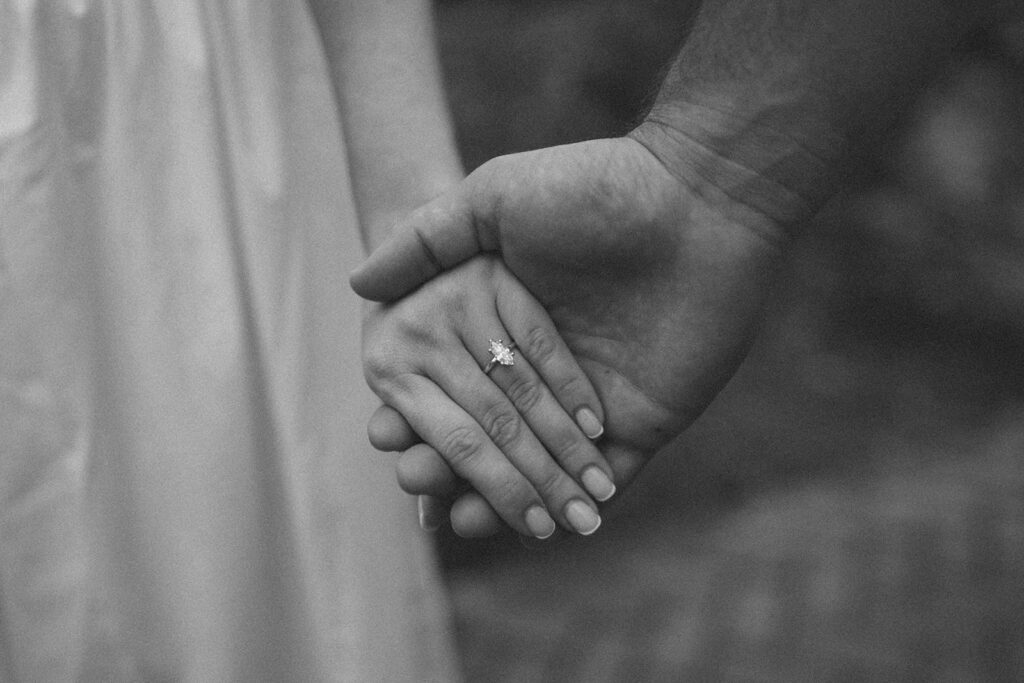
[437,0,697,167]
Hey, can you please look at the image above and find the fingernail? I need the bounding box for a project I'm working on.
[418,497,441,532]
[581,467,616,502]
[575,407,604,439]
[525,505,556,539]
[565,499,602,536]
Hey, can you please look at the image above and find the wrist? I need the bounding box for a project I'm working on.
[627,97,846,243]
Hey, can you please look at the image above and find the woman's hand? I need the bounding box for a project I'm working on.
[362,256,617,538]
[355,135,784,536]
[367,406,535,538]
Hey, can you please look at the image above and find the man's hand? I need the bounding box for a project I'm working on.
[352,0,1021,535]
[353,133,783,511]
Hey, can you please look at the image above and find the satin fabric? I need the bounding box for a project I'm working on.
[0,2,458,680]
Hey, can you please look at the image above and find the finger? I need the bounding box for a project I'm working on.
[350,186,496,302]
[437,344,603,537]
[396,443,460,497]
[417,496,447,533]
[399,449,503,537]
[450,492,504,538]
[476,335,615,504]
[395,434,578,541]
[491,268,616,503]
[496,272,606,439]
[368,403,420,452]
[384,374,558,539]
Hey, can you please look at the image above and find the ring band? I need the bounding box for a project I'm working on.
[484,338,517,374]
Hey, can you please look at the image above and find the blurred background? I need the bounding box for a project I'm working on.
[433,2,1024,680]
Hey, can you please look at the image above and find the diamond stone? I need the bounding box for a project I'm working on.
[489,339,515,366]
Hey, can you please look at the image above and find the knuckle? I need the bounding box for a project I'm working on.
[548,431,585,464]
[391,310,446,349]
[504,374,544,414]
[533,466,570,500]
[491,475,526,510]
[364,370,411,406]
[439,426,485,470]
[555,373,587,399]
[480,406,523,450]
[362,348,395,385]
[415,268,470,310]
[522,326,558,366]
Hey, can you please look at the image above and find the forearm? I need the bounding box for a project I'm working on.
[307,0,463,251]
[630,0,1022,239]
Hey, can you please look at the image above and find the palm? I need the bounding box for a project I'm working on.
[466,139,780,482]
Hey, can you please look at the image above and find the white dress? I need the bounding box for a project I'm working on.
[0,1,459,680]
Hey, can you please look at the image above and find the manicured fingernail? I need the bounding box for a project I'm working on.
[418,497,441,532]
[565,500,602,536]
[525,505,556,539]
[575,407,604,439]
[581,467,616,502]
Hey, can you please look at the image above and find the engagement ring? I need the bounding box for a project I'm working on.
[484,339,516,374]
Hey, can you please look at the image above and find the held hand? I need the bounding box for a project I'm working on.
[353,132,784,518]
[367,405,507,537]
[362,256,616,539]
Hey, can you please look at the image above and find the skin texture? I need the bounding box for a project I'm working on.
[308,2,614,531]
[306,0,462,249]
[361,256,613,537]
[354,135,781,533]
[353,0,1024,536]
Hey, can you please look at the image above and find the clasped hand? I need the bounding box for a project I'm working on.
[356,132,783,537]
[362,256,614,538]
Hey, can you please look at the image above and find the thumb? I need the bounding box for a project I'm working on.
[349,186,496,302]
